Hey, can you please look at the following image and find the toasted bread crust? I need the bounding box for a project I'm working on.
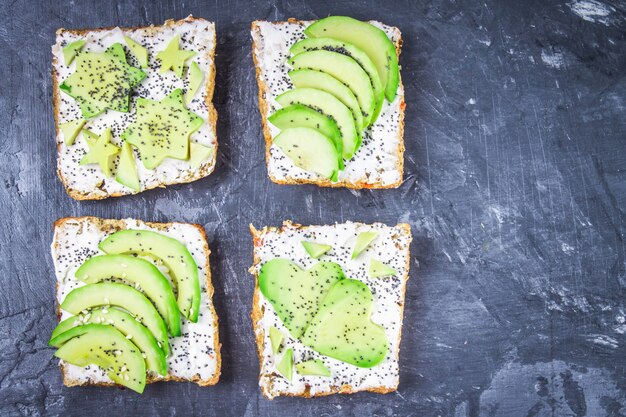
[52,16,219,200]
[251,19,405,189]
[52,216,221,388]
[249,220,412,399]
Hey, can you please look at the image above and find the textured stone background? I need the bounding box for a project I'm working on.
[1,0,625,416]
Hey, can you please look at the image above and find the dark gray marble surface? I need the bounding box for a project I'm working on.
[1,0,625,416]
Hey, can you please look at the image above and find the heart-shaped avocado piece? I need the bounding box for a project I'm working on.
[259,259,345,339]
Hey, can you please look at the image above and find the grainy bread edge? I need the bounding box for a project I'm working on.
[51,216,221,388]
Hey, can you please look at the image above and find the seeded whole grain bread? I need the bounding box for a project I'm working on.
[51,216,221,388]
[249,221,412,399]
[251,18,405,189]
[52,16,218,200]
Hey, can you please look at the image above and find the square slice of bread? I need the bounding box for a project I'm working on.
[51,216,221,387]
[251,19,405,189]
[249,220,412,398]
[52,16,218,200]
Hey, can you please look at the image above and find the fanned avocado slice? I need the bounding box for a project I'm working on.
[305,16,399,101]
[75,254,181,336]
[59,43,146,118]
[98,230,201,322]
[53,323,146,393]
[295,359,331,377]
[61,282,169,356]
[276,348,293,381]
[274,127,340,181]
[49,307,167,376]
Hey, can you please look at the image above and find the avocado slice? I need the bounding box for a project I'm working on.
[61,282,169,356]
[123,36,148,68]
[79,128,120,177]
[351,231,378,259]
[75,254,181,336]
[301,241,332,258]
[276,348,293,381]
[60,43,146,118]
[115,142,140,192]
[274,127,339,181]
[156,35,196,78]
[53,323,146,393]
[288,69,363,134]
[369,259,398,278]
[268,104,343,170]
[59,119,86,146]
[269,326,283,354]
[305,16,399,102]
[49,307,167,376]
[290,38,384,122]
[62,40,85,65]
[295,359,331,377]
[288,50,375,127]
[276,88,359,159]
[185,61,204,105]
[189,142,214,169]
[258,259,345,339]
[99,230,201,322]
[301,279,388,368]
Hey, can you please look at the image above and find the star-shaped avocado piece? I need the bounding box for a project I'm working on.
[60,43,146,118]
[156,35,196,78]
[80,128,120,177]
[122,89,204,169]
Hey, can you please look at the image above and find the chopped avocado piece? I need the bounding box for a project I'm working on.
[99,230,201,322]
[49,307,167,376]
[123,36,148,68]
[268,104,343,170]
[116,142,140,192]
[269,326,283,354]
[122,88,203,169]
[156,35,196,78]
[288,69,363,134]
[53,323,146,393]
[185,61,204,104]
[258,259,345,338]
[60,43,146,118]
[301,241,332,258]
[61,282,169,356]
[81,129,98,147]
[351,231,378,259]
[295,359,331,377]
[75,254,181,336]
[305,16,399,101]
[301,279,388,368]
[369,259,398,277]
[289,50,376,127]
[189,142,214,169]
[63,40,85,65]
[274,127,339,181]
[79,128,120,177]
[59,119,86,145]
[276,88,359,159]
[276,348,293,381]
[290,38,384,122]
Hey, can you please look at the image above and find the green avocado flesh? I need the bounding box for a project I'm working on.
[75,254,181,336]
[59,119,86,145]
[189,142,213,169]
[50,307,167,375]
[300,279,388,368]
[53,324,146,393]
[186,61,204,104]
[122,88,204,169]
[369,258,398,277]
[60,43,146,118]
[305,16,399,102]
[98,229,201,323]
[273,127,339,181]
[276,348,293,381]
[116,142,140,191]
[276,88,358,159]
[269,326,283,354]
[351,231,379,259]
[61,282,169,356]
[290,38,384,123]
[296,359,331,377]
[301,241,332,258]
[259,259,345,339]
[124,36,148,68]
[79,128,120,177]
[288,50,375,128]
[288,69,363,134]
[156,35,196,78]
[63,40,85,65]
